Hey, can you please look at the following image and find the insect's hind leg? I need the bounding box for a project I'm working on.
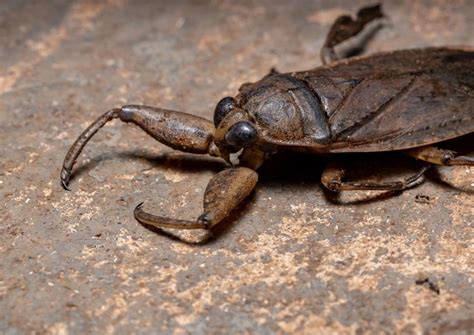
[406,146,474,166]
[321,161,430,192]
[321,4,384,65]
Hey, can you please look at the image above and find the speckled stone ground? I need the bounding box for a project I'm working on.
[1,1,473,334]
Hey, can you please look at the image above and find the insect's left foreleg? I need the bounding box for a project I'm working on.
[406,146,474,166]
[321,161,430,191]
[134,167,258,230]
[321,4,384,65]
[61,105,216,190]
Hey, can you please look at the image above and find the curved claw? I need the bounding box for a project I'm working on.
[134,202,208,230]
[60,167,71,191]
[61,108,121,191]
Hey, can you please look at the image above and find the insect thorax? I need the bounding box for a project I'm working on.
[237,73,331,145]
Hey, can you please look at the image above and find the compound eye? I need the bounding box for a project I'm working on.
[225,121,257,147]
[214,97,236,127]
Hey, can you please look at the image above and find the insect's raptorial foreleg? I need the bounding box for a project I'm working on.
[321,4,384,65]
[406,146,474,166]
[61,105,216,189]
[321,161,430,191]
[134,167,258,230]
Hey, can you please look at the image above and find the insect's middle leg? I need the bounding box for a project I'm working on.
[134,167,258,230]
[406,146,474,166]
[321,4,384,65]
[321,161,430,192]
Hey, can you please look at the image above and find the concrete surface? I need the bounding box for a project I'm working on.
[1,0,473,334]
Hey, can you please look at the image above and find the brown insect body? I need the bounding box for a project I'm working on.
[235,48,474,153]
[61,5,474,232]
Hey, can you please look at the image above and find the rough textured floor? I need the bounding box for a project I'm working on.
[1,1,473,334]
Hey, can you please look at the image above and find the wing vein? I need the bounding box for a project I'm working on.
[336,75,418,139]
[328,78,365,123]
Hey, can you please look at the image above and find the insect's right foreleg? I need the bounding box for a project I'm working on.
[321,4,384,65]
[61,105,216,189]
[134,167,258,230]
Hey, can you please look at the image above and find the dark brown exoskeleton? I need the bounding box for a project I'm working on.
[61,5,474,231]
